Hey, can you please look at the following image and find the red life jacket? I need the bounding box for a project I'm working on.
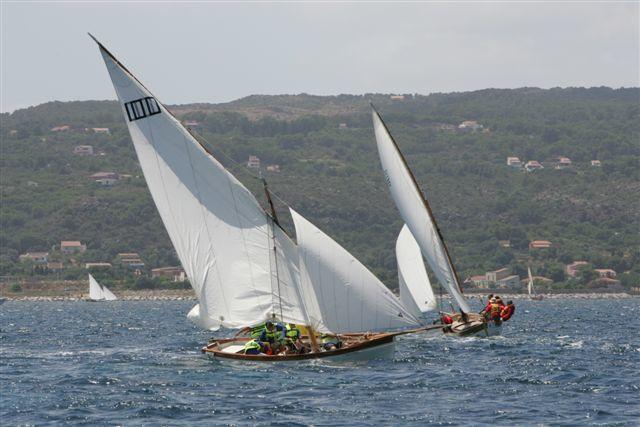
[442,315,453,324]
[501,305,515,321]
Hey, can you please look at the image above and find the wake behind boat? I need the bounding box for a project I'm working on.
[92,35,438,361]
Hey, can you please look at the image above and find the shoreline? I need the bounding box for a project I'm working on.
[1,292,636,302]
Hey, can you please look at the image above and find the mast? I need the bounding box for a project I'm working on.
[371,105,467,310]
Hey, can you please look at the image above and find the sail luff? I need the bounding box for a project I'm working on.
[371,106,472,314]
[528,267,534,296]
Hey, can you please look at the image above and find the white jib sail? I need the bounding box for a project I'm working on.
[89,274,117,301]
[372,108,472,314]
[94,38,310,330]
[397,225,437,317]
[528,267,535,296]
[290,208,420,333]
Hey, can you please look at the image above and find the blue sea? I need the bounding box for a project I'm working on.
[1,298,638,426]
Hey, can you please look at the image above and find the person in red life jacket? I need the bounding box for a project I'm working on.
[481,294,494,315]
[487,298,502,321]
[501,300,515,321]
[441,314,453,324]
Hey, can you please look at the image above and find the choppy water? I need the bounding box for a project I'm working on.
[1,299,638,426]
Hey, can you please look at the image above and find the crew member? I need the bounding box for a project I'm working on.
[320,333,342,351]
[283,323,307,354]
[501,300,516,321]
[242,339,264,355]
[487,298,502,321]
[259,320,286,353]
[481,294,494,314]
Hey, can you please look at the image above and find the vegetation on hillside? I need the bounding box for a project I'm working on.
[1,88,638,290]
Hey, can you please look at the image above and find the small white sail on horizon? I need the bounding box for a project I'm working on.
[372,108,472,314]
[528,267,535,296]
[88,274,117,301]
[396,225,437,317]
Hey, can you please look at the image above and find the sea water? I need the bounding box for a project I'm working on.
[1,299,638,425]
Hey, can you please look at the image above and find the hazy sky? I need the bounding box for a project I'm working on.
[1,2,638,113]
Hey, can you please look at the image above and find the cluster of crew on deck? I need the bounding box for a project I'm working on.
[480,294,515,323]
[240,320,342,356]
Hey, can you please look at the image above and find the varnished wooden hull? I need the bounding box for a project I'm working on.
[202,333,395,362]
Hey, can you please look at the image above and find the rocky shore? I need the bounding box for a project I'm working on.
[2,291,635,302]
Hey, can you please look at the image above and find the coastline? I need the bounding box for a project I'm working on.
[1,291,635,302]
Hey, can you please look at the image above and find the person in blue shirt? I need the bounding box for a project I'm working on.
[259,320,286,354]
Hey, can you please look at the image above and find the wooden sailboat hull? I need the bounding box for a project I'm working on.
[202,333,395,362]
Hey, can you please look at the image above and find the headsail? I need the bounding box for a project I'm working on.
[290,208,420,333]
[527,267,535,296]
[93,36,310,329]
[397,225,437,317]
[89,274,117,301]
[371,107,472,314]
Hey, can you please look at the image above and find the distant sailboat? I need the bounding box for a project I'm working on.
[91,35,438,360]
[88,274,117,301]
[528,267,544,301]
[372,106,501,336]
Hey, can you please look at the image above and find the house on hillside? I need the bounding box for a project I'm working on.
[117,253,145,269]
[46,262,64,272]
[566,261,589,277]
[151,266,186,282]
[183,121,200,127]
[338,123,348,130]
[61,241,87,254]
[19,252,49,264]
[591,160,601,167]
[9,129,18,137]
[529,240,552,249]
[91,127,110,134]
[247,156,261,169]
[498,240,511,248]
[486,268,510,283]
[266,165,281,173]
[555,157,572,169]
[468,275,490,289]
[458,120,484,132]
[51,125,71,132]
[85,262,112,269]
[594,269,617,279]
[593,277,622,290]
[525,160,544,172]
[495,275,521,288]
[90,172,119,186]
[507,157,522,168]
[390,95,405,100]
[73,145,94,156]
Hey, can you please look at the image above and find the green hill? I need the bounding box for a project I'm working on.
[1,88,639,290]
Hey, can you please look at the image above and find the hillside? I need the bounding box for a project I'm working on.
[1,88,639,291]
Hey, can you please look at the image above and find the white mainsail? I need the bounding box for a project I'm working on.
[397,225,437,317]
[89,274,117,301]
[372,108,472,314]
[291,208,420,333]
[94,37,310,330]
[527,267,535,296]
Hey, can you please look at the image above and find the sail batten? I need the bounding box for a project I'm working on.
[372,107,472,314]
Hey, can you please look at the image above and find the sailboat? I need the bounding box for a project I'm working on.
[528,267,544,300]
[91,36,441,360]
[88,274,118,301]
[371,106,501,337]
